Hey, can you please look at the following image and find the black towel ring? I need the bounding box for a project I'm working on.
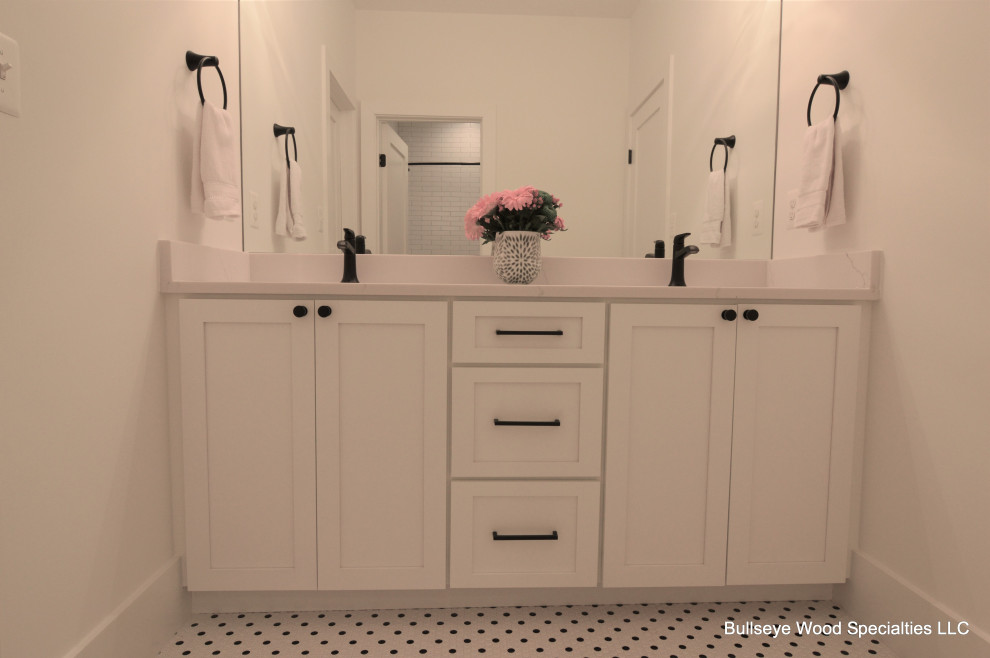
[185,50,227,109]
[807,70,850,126]
[274,124,298,169]
[709,135,736,173]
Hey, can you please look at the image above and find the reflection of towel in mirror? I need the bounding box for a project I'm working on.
[793,117,846,230]
[191,100,241,219]
[275,159,307,239]
[698,169,732,247]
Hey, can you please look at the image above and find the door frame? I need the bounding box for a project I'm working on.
[624,57,675,257]
[359,104,496,254]
[379,123,409,255]
[322,51,357,254]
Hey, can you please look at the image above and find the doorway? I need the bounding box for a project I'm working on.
[391,120,482,255]
[626,78,671,257]
[359,107,496,254]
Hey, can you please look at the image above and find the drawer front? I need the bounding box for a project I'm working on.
[452,368,603,477]
[450,481,600,588]
[452,302,606,364]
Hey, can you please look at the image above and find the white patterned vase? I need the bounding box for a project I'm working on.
[492,231,543,284]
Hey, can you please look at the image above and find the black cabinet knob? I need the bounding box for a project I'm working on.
[721,309,737,321]
[743,309,759,321]
[293,305,308,318]
[318,305,332,318]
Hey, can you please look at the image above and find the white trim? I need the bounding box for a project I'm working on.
[62,556,189,658]
[663,54,675,245]
[321,47,330,253]
[359,104,496,253]
[192,583,832,614]
[835,550,990,657]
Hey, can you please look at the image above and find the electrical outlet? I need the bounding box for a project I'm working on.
[249,191,260,228]
[751,200,766,236]
[786,189,799,224]
[0,31,22,117]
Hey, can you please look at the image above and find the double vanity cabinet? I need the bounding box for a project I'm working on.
[172,295,865,596]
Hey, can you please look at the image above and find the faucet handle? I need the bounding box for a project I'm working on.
[673,232,691,249]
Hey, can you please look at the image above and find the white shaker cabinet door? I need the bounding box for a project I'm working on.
[727,304,861,585]
[603,304,736,587]
[178,299,318,591]
[315,300,448,590]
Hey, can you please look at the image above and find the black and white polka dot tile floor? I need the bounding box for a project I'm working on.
[159,601,897,657]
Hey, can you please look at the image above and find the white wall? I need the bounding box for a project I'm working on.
[0,2,240,656]
[628,0,780,260]
[240,0,358,254]
[773,2,990,655]
[355,10,630,258]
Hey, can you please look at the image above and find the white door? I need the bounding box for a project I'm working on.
[626,81,669,257]
[178,299,317,591]
[603,304,736,587]
[727,304,862,585]
[379,123,409,254]
[326,98,343,251]
[316,300,448,589]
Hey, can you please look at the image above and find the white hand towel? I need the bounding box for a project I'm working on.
[190,106,205,214]
[275,159,307,240]
[823,118,846,228]
[191,100,241,219]
[698,169,732,247]
[793,116,845,229]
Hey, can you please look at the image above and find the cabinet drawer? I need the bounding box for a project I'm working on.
[452,368,603,477]
[452,302,605,364]
[450,481,600,588]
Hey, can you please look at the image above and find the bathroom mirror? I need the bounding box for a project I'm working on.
[240,0,781,259]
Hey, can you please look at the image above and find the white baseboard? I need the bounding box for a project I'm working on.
[834,550,990,658]
[63,556,191,658]
[192,583,833,614]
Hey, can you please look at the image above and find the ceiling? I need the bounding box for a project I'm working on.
[352,0,641,19]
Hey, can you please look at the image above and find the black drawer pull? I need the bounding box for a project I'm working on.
[495,329,564,336]
[492,531,559,541]
[493,419,561,427]
[292,305,308,318]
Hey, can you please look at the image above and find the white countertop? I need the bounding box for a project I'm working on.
[158,241,882,302]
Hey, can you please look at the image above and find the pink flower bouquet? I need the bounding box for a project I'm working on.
[464,186,565,244]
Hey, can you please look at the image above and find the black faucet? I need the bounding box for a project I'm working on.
[337,228,359,283]
[355,234,369,255]
[644,240,665,258]
[668,232,699,286]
